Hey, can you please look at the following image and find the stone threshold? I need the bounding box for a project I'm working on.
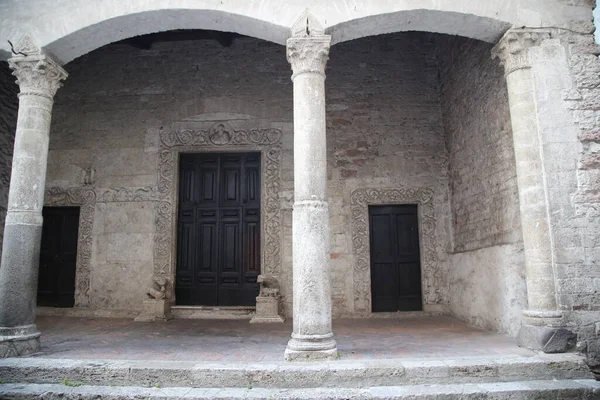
[170,305,256,320]
[342,311,449,319]
[1,380,599,400]
[37,307,138,319]
[0,353,592,389]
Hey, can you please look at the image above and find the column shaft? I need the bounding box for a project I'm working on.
[284,35,337,361]
[0,37,67,358]
[492,29,575,353]
[505,68,558,313]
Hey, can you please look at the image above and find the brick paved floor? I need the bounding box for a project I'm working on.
[31,315,534,362]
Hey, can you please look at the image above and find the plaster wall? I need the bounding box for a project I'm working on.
[437,36,527,336]
[40,33,451,316]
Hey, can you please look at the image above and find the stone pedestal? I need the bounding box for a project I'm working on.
[492,29,574,353]
[134,299,172,322]
[250,275,285,323]
[0,35,67,358]
[250,296,285,324]
[284,19,337,361]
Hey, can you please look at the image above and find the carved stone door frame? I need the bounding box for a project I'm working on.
[44,187,96,308]
[154,121,283,301]
[350,187,442,313]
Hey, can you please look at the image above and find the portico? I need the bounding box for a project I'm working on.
[0,1,597,373]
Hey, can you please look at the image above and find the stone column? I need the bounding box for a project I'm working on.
[0,35,67,358]
[284,30,337,361]
[492,29,574,353]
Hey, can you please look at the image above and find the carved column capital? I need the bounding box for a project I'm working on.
[286,35,331,79]
[492,29,552,77]
[7,35,68,99]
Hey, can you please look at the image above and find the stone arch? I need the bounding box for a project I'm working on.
[1,0,589,62]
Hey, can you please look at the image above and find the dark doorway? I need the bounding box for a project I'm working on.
[176,152,261,306]
[369,205,422,312]
[37,207,80,308]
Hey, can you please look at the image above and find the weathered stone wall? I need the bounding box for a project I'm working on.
[437,36,527,336]
[47,33,452,316]
[551,30,600,359]
[0,62,18,257]
[47,37,292,313]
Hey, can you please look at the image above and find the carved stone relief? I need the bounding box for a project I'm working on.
[350,187,442,313]
[155,121,283,297]
[44,187,96,307]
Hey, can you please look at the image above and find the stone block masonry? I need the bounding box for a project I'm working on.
[36,32,455,318]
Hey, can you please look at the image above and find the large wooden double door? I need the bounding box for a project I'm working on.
[369,205,423,312]
[176,153,261,306]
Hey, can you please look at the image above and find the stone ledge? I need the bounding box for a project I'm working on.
[0,379,598,400]
[0,354,591,389]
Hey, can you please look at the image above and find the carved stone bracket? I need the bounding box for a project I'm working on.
[350,187,441,313]
[8,35,67,98]
[154,121,283,293]
[492,29,552,77]
[44,187,96,307]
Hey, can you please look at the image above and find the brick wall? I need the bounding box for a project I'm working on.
[437,36,527,336]
[325,32,451,314]
[0,62,18,256]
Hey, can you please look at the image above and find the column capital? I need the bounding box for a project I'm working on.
[491,28,552,77]
[7,35,68,99]
[286,35,331,79]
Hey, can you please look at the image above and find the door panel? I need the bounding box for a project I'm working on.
[37,207,80,308]
[176,152,261,306]
[369,205,422,312]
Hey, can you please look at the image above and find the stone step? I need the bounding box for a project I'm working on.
[0,354,592,389]
[1,380,599,399]
[170,306,255,319]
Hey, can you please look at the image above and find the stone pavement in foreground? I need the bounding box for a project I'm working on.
[31,315,534,362]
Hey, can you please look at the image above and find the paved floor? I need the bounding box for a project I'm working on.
[31,315,534,362]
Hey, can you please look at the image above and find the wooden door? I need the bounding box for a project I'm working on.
[37,207,80,307]
[369,205,422,312]
[176,152,260,306]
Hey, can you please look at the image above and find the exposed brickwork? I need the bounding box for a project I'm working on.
[326,33,451,314]
[437,36,526,335]
[437,37,521,252]
[0,62,18,256]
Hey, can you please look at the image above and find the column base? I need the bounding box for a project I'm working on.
[284,334,338,361]
[517,325,576,353]
[0,324,41,358]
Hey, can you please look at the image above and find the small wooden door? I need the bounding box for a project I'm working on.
[369,205,422,312]
[176,152,261,306]
[37,207,80,308]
